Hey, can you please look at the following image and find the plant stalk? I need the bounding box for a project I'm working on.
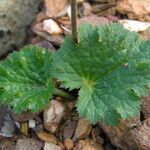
[71,0,78,43]
[54,88,75,101]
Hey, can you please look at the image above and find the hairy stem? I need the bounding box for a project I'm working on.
[54,88,75,100]
[71,0,78,43]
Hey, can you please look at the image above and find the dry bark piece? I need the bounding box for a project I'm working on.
[142,92,150,119]
[32,22,64,46]
[99,118,140,149]
[116,0,150,21]
[63,120,78,139]
[44,0,70,18]
[96,7,116,16]
[13,111,40,122]
[91,0,117,16]
[37,131,58,144]
[74,118,92,140]
[78,15,109,26]
[99,117,141,148]
[35,40,56,52]
[82,2,93,16]
[99,116,150,150]
[122,118,150,150]
[31,36,44,44]
[43,100,65,133]
[92,3,116,14]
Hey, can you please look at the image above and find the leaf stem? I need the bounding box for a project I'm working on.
[71,0,78,43]
[54,88,75,101]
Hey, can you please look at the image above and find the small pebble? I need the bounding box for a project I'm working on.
[64,138,73,150]
[58,142,65,150]
[43,100,65,133]
[43,19,62,35]
[44,142,61,150]
[29,119,36,129]
[74,118,92,140]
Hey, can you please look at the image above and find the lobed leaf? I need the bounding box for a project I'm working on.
[52,23,150,125]
[0,45,54,113]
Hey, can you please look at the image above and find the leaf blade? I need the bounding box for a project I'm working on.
[52,23,150,125]
[0,45,54,112]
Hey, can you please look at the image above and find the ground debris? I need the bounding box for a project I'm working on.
[142,92,150,119]
[63,120,78,139]
[116,0,150,21]
[43,19,63,35]
[43,100,65,133]
[44,0,70,18]
[15,138,43,150]
[74,139,104,150]
[1,140,16,150]
[0,105,18,138]
[37,131,58,144]
[44,142,61,150]
[74,118,92,140]
[64,138,74,150]
[99,116,150,150]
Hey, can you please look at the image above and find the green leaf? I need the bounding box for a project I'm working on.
[0,45,54,113]
[52,23,150,125]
